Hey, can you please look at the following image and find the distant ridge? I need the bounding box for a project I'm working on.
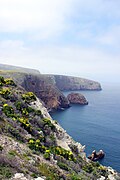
[0,63,40,74]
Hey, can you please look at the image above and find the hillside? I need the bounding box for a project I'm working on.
[0,76,119,180]
[0,63,40,74]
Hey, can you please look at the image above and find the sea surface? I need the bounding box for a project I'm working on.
[50,83,120,172]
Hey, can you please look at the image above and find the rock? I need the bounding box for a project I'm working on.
[67,93,88,105]
[35,177,45,180]
[97,176,105,180]
[12,173,28,180]
[108,174,116,180]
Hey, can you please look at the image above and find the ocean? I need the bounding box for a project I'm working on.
[50,83,120,172]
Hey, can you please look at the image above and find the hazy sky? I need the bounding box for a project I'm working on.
[0,0,120,83]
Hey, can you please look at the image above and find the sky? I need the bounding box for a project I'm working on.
[0,0,120,83]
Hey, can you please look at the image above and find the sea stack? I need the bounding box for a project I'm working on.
[67,93,88,105]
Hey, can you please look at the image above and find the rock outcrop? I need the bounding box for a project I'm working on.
[52,75,102,91]
[67,93,88,105]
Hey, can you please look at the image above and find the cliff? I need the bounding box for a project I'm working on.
[0,69,70,111]
[52,75,102,91]
[0,76,119,180]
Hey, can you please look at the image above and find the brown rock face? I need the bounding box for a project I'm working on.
[22,74,70,111]
[67,93,88,105]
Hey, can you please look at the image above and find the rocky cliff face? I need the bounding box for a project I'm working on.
[0,70,70,111]
[21,74,70,111]
[52,75,102,91]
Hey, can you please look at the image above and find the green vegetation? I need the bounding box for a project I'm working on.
[50,146,76,162]
[22,92,36,103]
[0,145,3,151]
[42,118,55,130]
[6,125,25,142]
[0,88,11,99]
[8,150,18,157]
[19,117,31,131]
[4,78,16,86]
[28,138,46,153]
[44,150,51,160]
[0,165,13,179]
[2,104,17,119]
[38,163,60,180]
[82,163,94,173]
[0,76,5,86]
[57,162,69,171]
[0,76,16,87]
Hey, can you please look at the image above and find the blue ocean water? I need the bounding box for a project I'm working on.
[50,83,120,172]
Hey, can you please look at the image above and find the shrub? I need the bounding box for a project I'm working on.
[19,117,31,132]
[50,146,76,162]
[34,110,42,116]
[7,126,25,142]
[2,104,16,118]
[22,92,36,103]
[98,166,108,177]
[42,118,55,130]
[4,78,16,86]
[57,162,69,171]
[15,101,35,116]
[0,145,3,151]
[38,163,59,180]
[44,150,50,160]
[82,163,94,173]
[0,76,5,86]
[8,150,18,157]
[0,165,13,179]
[28,138,46,153]
[15,101,24,111]
[0,88,11,99]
